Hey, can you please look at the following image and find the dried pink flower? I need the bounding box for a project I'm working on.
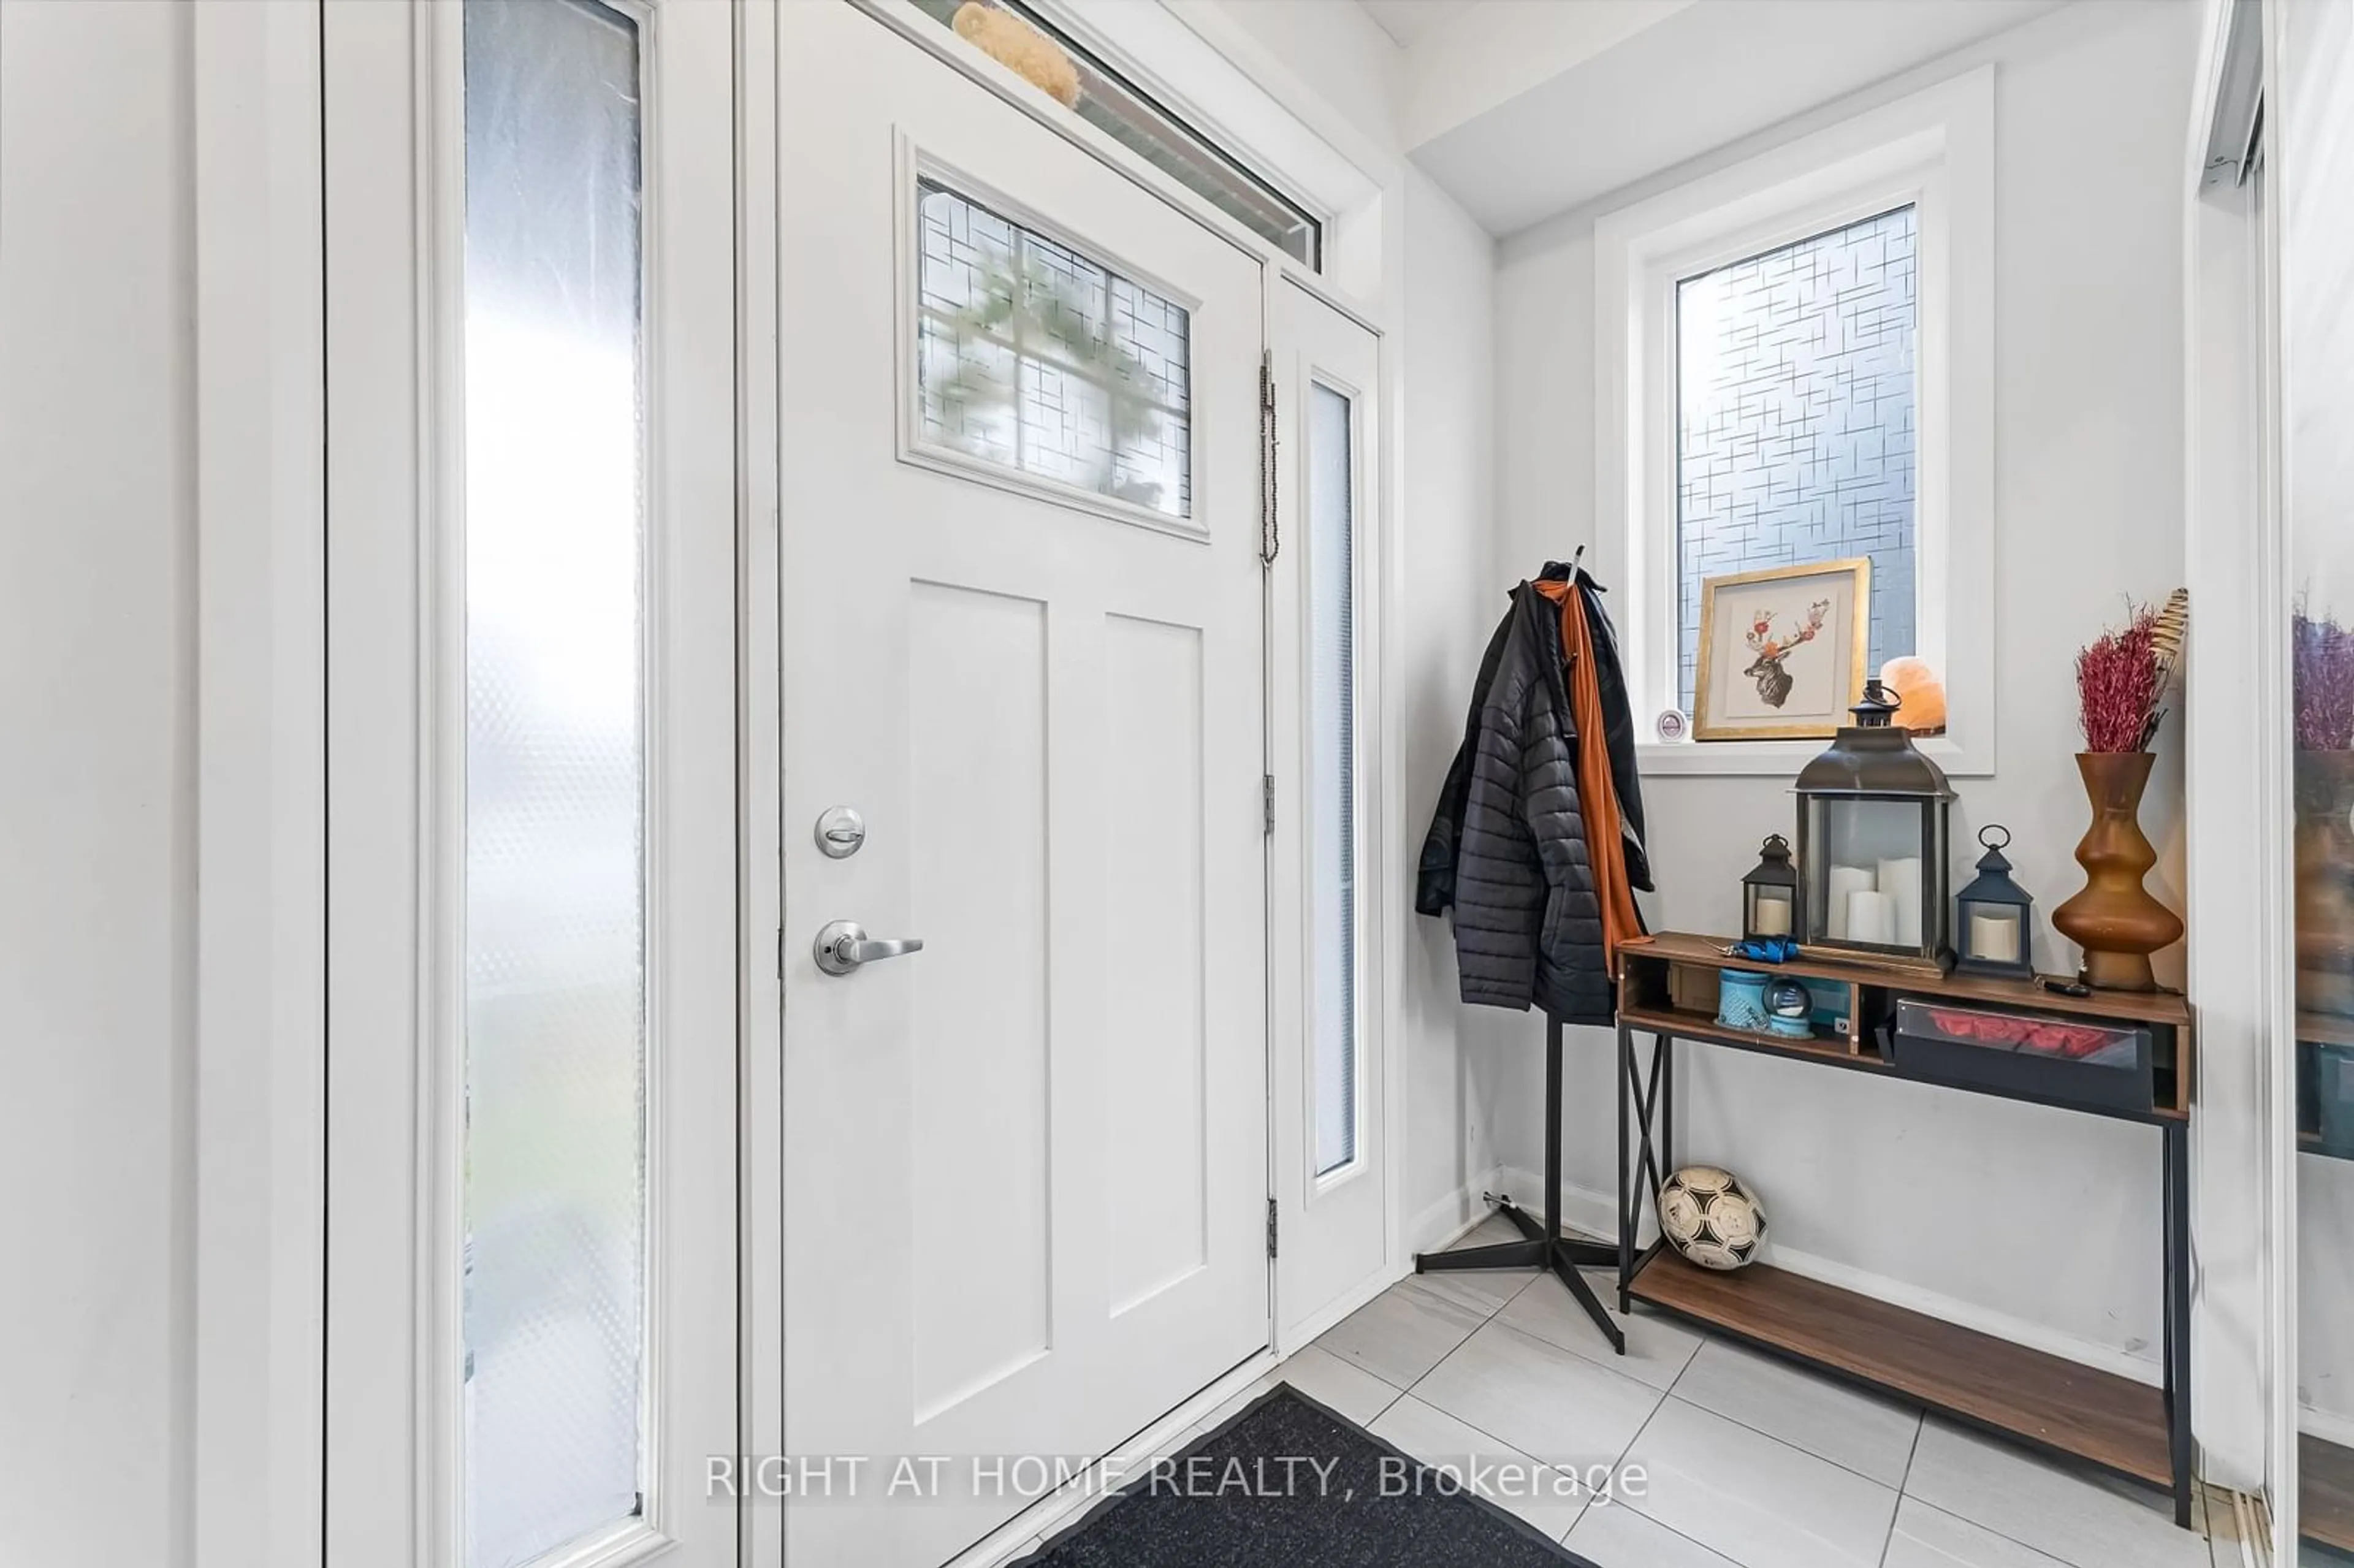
[2076,606,2161,754]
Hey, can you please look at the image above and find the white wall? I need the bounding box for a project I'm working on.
[1397,164,1513,1247]
[0,2,197,1562]
[1491,0,2199,1379]
[1195,0,1403,160]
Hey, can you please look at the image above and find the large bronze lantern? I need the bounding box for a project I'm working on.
[1794,680,1955,975]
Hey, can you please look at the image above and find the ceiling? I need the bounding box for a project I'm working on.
[1351,0,2064,237]
[1356,0,1480,48]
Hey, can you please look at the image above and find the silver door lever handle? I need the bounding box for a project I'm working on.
[812,919,924,976]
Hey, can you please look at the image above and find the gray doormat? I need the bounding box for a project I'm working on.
[1005,1383,1602,1567]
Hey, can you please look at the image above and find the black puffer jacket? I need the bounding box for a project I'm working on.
[1418,565,1650,1022]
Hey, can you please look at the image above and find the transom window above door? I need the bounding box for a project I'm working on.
[908,0,1324,268]
[913,177,1195,524]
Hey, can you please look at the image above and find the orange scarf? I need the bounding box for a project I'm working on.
[1534,579,1640,976]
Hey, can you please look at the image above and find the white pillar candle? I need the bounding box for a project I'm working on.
[1824,866,1876,940]
[1846,889,1896,945]
[1878,856,1924,947]
[1753,895,1792,935]
[1970,911,2021,964]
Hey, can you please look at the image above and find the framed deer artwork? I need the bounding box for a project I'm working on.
[1693,558,1872,741]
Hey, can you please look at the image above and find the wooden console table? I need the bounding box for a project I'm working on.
[1613,932,2197,1528]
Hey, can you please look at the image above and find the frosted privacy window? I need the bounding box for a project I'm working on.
[461,2,647,1564]
[915,179,1193,520]
[1677,207,1918,713]
[1309,382,1357,1177]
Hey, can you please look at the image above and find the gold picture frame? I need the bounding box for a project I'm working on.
[1693,558,1872,741]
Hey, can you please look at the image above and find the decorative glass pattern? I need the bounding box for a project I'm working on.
[1309,383,1357,1178]
[1676,206,1918,714]
[916,179,1193,520]
[460,2,647,1564]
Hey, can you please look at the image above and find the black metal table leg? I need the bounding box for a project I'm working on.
[2162,1116,2193,1528]
[1661,1033,1675,1181]
[1617,1022,1633,1312]
[1615,1027,1676,1307]
[1414,1013,1623,1355]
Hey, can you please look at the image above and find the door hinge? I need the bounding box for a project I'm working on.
[1258,349,1279,567]
[777,925,787,981]
[1267,1196,1279,1259]
[1262,774,1276,836]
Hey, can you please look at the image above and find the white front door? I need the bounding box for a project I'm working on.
[1268,280,1390,1346]
[776,6,1271,1562]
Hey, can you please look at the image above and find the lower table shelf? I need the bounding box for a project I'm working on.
[1628,1253,2174,1491]
[2306,1431,2354,1554]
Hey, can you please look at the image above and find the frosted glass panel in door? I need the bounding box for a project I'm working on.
[1309,382,1357,1176]
[460,1,648,1564]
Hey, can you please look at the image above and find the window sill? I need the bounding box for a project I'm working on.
[1636,733,1991,779]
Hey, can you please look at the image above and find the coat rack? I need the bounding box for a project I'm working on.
[1413,1011,1626,1355]
[1414,546,1623,1354]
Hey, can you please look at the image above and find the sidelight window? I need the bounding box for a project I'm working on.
[459,1,650,1563]
[1308,381,1359,1178]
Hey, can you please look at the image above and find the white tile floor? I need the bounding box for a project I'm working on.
[998,1213,2237,1568]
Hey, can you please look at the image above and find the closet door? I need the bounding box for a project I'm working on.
[1269,279,1391,1346]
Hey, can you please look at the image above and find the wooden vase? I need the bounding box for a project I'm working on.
[2051,751,2182,992]
[2295,750,2354,1019]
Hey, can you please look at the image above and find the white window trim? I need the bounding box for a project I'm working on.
[1594,66,1995,778]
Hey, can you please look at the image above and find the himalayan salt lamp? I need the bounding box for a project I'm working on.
[954,2,1082,107]
[1880,656,1947,734]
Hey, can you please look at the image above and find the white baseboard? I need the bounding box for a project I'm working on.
[1404,1165,1512,1257]
[1490,1164,1620,1244]
[1493,1165,2165,1389]
[2300,1401,2354,1449]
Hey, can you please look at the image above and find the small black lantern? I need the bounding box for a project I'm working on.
[1743,834,1799,941]
[1794,680,1956,973]
[1954,824,2036,979]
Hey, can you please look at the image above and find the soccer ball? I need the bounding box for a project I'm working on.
[1658,1166,1767,1271]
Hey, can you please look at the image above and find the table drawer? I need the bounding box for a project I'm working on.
[1884,998,2154,1113]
